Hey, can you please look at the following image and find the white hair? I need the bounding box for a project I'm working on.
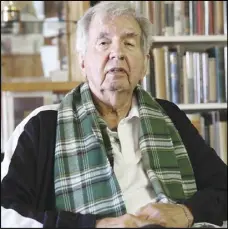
[76,1,153,56]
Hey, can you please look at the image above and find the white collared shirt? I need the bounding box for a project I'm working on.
[107,96,156,214]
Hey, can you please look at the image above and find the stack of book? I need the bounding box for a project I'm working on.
[187,111,227,164]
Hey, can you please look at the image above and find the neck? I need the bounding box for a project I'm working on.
[92,92,133,129]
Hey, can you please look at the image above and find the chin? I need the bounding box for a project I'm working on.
[106,81,130,92]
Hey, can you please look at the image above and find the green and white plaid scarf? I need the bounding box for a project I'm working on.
[54,82,197,218]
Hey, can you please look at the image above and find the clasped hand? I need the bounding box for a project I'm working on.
[96,203,192,228]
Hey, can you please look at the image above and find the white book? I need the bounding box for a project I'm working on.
[224,1,227,35]
[224,47,227,102]
[174,1,183,35]
[202,52,209,103]
[193,52,201,104]
[185,52,195,103]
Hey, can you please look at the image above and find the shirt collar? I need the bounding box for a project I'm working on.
[126,95,139,120]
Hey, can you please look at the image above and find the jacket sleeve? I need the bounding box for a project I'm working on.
[1,107,97,228]
[157,99,227,226]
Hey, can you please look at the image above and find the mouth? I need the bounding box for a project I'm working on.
[106,67,128,75]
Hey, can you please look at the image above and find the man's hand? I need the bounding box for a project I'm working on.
[135,203,194,228]
[96,213,160,228]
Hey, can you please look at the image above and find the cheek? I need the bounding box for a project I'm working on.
[129,59,145,79]
[85,56,104,79]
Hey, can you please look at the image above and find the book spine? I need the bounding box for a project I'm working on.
[169,49,180,104]
[189,1,196,35]
[214,1,224,34]
[183,1,190,35]
[164,46,171,101]
[196,1,205,35]
[218,110,227,164]
[160,1,166,36]
[153,1,162,35]
[215,47,226,102]
[177,47,184,104]
[174,1,183,35]
[208,48,217,102]
[191,1,198,34]
[164,1,174,36]
[204,1,214,35]
[135,1,143,15]
[199,53,204,103]
[185,51,195,103]
[224,1,227,101]
[224,46,227,102]
[224,1,227,34]
[182,54,188,103]
[202,52,209,103]
[193,52,201,103]
[153,48,167,99]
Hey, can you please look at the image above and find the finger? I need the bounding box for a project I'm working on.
[135,217,163,228]
[136,214,149,221]
[135,205,149,216]
[135,202,157,216]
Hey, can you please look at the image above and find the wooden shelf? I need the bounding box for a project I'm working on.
[152,35,227,50]
[2,81,81,92]
[177,103,227,111]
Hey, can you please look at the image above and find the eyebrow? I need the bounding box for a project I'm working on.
[97,32,110,40]
[122,31,139,38]
[96,31,139,40]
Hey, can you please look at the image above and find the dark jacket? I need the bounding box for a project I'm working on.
[1,99,227,228]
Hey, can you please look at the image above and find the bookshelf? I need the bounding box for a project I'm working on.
[177,103,227,111]
[152,35,227,49]
[2,81,81,92]
[1,1,90,153]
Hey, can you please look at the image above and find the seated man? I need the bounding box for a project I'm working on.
[1,1,227,228]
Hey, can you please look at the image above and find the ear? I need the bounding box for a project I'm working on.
[78,53,86,78]
[140,54,150,80]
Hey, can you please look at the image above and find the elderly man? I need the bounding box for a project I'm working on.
[1,1,227,228]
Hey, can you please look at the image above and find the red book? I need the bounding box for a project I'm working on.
[208,1,214,34]
[196,1,204,35]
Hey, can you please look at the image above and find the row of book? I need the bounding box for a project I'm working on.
[187,111,227,164]
[141,46,227,104]
[131,1,227,36]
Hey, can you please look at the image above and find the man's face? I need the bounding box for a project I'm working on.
[80,14,149,98]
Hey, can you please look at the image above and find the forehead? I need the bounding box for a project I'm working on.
[89,14,142,38]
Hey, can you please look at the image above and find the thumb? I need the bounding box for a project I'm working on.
[135,206,146,216]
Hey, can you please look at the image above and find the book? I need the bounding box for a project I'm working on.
[153,47,166,99]
[146,1,226,36]
[169,48,181,104]
[186,110,227,163]
[215,47,226,102]
[164,1,174,36]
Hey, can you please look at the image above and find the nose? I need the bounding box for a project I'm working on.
[109,42,125,60]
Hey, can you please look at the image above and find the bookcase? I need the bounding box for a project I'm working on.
[1,1,227,164]
[1,1,89,152]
